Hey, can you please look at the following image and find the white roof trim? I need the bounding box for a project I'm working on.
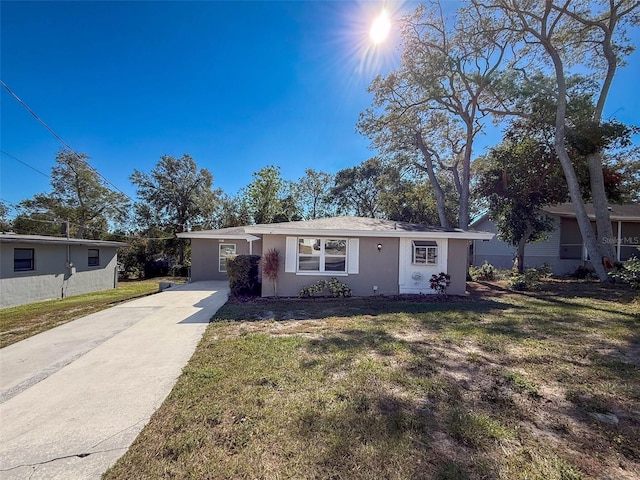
[177,232,260,241]
[245,227,493,240]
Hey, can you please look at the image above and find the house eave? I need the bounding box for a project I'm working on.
[177,232,260,242]
[0,234,127,248]
[245,226,494,241]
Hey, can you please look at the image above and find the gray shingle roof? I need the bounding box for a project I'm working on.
[542,203,640,221]
[0,233,128,247]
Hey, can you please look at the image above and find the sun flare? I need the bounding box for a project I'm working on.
[369,9,391,44]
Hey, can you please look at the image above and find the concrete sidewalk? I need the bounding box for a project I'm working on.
[0,281,229,479]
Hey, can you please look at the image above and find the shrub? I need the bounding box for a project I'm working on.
[507,265,550,291]
[608,252,640,289]
[226,255,261,297]
[469,261,495,281]
[169,264,189,277]
[430,272,451,294]
[573,265,594,279]
[299,277,352,298]
[262,249,280,297]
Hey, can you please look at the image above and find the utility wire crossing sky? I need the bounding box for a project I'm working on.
[1,1,639,215]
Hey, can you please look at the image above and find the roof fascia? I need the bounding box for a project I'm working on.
[245,227,493,240]
[177,232,260,241]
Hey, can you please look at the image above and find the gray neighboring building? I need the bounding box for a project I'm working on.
[178,217,494,296]
[0,234,127,309]
[471,203,640,274]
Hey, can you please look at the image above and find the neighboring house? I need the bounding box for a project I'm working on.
[0,233,127,309]
[471,203,640,274]
[178,216,493,296]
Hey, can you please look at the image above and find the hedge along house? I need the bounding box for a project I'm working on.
[178,217,494,296]
[471,203,640,274]
[0,233,127,309]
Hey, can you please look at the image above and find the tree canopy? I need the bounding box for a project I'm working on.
[15,150,129,239]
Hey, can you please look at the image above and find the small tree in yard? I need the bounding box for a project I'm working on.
[262,249,280,297]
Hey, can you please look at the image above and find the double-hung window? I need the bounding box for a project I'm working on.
[88,249,100,267]
[298,238,346,273]
[412,240,438,265]
[14,248,35,271]
[219,244,236,272]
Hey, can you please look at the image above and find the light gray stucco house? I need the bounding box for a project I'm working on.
[472,203,640,274]
[0,233,127,309]
[178,216,494,296]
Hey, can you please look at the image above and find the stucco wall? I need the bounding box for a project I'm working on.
[190,238,261,281]
[446,239,470,295]
[1,242,118,309]
[260,235,399,297]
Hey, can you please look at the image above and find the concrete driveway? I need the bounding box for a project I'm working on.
[0,280,229,479]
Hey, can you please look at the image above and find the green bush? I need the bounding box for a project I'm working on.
[299,277,352,298]
[573,265,594,279]
[226,255,261,297]
[608,251,640,289]
[169,264,189,277]
[507,265,551,291]
[469,261,495,281]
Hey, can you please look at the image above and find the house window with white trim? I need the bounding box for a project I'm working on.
[219,244,236,272]
[14,248,35,271]
[298,238,346,272]
[413,240,438,265]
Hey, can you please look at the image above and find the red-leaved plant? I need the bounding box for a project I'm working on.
[262,248,280,297]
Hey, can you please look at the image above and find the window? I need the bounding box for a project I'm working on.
[88,249,100,267]
[413,240,437,265]
[14,248,35,271]
[559,218,583,259]
[219,243,236,272]
[298,238,347,273]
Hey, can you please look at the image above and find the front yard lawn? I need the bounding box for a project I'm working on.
[104,280,639,480]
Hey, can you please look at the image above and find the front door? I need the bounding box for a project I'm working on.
[398,238,448,294]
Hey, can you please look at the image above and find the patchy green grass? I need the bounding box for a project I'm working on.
[104,280,640,480]
[0,278,185,348]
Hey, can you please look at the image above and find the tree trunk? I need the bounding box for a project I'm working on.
[587,150,616,261]
[547,49,609,281]
[458,128,473,230]
[515,236,526,274]
[415,132,451,229]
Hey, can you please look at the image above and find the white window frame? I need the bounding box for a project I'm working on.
[297,237,347,274]
[412,240,438,265]
[219,243,236,272]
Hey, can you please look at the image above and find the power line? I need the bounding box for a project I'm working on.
[0,150,51,179]
[0,200,174,240]
[1,80,134,203]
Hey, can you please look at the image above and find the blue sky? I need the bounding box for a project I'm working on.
[1,1,639,212]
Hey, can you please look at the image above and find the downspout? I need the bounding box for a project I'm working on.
[617,221,622,262]
[63,219,72,298]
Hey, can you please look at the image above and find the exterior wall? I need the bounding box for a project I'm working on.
[473,216,640,275]
[473,216,582,274]
[190,238,261,281]
[447,239,470,295]
[399,238,448,294]
[260,235,399,297]
[619,222,640,261]
[1,242,118,309]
